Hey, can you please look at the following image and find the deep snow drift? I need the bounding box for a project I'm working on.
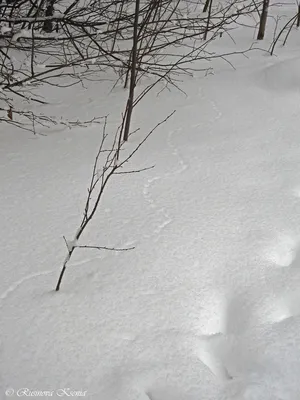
[2,3,300,400]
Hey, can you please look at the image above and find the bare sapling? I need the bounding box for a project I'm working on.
[55,110,175,291]
[270,13,298,55]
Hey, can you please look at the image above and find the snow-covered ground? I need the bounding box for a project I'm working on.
[2,3,300,400]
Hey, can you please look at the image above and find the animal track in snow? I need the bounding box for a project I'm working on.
[0,270,53,307]
[142,176,173,240]
[69,252,105,268]
[192,88,223,128]
[142,88,224,241]
[166,128,189,175]
[142,128,189,241]
[209,97,223,122]
[143,176,161,210]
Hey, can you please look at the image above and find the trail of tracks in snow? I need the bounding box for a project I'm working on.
[0,270,53,307]
[1,89,223,303]
[191,89,223,129]
[142,127,189,241]
[142,88,223,241]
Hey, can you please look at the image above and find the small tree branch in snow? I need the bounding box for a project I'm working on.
[114,165,155,175]
[0,99,104,134]
[55,110,175,291]
[270,13,298,55]
[282,17,297,46]
[75,245,135,251]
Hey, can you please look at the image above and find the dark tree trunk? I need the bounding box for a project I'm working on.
[123,0,140,141]
[203,0,210,13]
[204,0,213,40]
[43,0,55,32]
[257,0,269,40]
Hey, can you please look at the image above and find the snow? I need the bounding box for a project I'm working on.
[1,25,12,35]
[2,2,300,400]
[12,29,32,42]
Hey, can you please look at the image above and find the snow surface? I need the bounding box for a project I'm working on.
[2,3,300,400]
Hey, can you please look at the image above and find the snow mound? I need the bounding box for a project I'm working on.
[259,56,300,93]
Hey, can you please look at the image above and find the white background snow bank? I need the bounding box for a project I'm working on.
[2,3,300,399]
